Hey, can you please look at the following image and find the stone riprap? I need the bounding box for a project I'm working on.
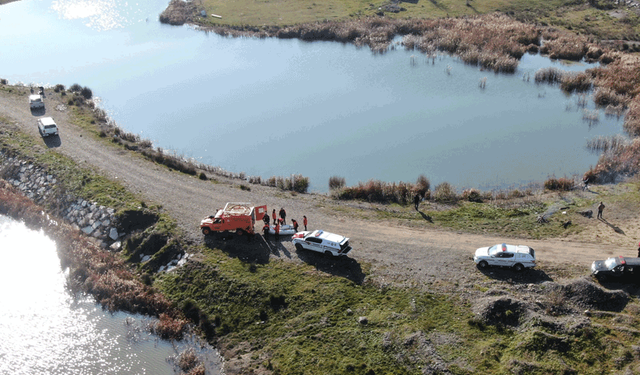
[1,153,190,272]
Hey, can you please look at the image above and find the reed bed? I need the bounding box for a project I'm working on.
[560,72,593,93]
[535,67,564,84]
[544,177,574,191]
[586,135,630,154]
[0,181,188,339]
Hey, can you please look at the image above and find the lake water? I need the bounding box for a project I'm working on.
[0,0,624,192]
[0,215,223,374]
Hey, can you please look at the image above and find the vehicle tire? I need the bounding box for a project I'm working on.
[201,227,211,235]
[325,250,334,257]
[478,261,488,269]
[236,229,245,236]
[513,263,524,272]
[597,274,606,282]
[295,243,304,251]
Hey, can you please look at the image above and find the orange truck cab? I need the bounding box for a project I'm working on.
[200,202,266,236]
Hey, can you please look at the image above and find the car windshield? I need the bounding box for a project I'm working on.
[488,245,505,256]
[604,257,621,270]
[44,125,57,129]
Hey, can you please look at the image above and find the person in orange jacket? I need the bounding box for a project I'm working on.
[272,209,277,224]
[292,219,299,233]
[303,215,308,231]
[275,222,280,241]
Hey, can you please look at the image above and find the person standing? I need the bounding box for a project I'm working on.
[303,215,308,231]
[597,201,605,219]
[263,212,270,226]
[279,208,286,225]
[292,219,299,233]
[414,193,421,210]
[275,222,280,241]
[263,224,270,240]
[272,209,277,225]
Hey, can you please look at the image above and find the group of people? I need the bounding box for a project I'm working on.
[262,207,308,240]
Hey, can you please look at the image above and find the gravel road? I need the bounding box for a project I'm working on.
[0,87,616,293]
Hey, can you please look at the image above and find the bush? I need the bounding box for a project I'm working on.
[415,174,430,197]
[81,86,93,100]
[198,172,207,180]
[544,177,574,191]
[434,182,458,203]
[329,176,346,190]
[53,84,65,92]
[461,188,482,202]
[69,83,82,92]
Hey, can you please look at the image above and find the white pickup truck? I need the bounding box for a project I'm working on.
[29,94,44,109]
[292,230,352,257]
[37,117,59,137]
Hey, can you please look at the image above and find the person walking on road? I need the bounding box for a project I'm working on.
[597,201,605,219]
[303,215,308,231]
[279,208,286,225]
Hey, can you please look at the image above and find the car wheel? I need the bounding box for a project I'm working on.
[236,229,245,236]
[295,243,304,251]
[478,261,488,269]
[325,250,334,257]
[597,274,607,282]
[513,263,524,272]
[201,227,211,235]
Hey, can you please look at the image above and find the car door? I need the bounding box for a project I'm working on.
[305,237,322,252]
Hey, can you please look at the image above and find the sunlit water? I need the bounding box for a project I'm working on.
[0,0,624,191]
[0,215,222,375]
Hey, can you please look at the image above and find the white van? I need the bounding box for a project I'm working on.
[29,94,44,109]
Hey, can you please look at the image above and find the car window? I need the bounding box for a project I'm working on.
[604,258,620,270]
[502,253,514,258]
[306,237,322,244]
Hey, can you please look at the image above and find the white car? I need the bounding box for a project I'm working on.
[474,243,536,271]
[29,94,44,109]
[292,230,352,257]
[37,117,59,137]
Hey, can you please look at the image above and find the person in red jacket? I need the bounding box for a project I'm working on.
[272,209,277,224]
[292,219,299,233]
[303,215,308,231]
[275,222,280,241]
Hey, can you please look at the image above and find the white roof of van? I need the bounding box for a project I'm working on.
[39,117,56,126]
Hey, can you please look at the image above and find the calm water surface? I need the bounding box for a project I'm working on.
[0,215,222,374]
[0,0,624,191]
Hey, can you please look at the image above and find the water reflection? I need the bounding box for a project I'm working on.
[51,0,149,30]
[0,216,222,375]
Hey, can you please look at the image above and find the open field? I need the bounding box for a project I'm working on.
[168,0,640,41]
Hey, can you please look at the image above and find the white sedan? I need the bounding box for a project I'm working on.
[473,243,536,271]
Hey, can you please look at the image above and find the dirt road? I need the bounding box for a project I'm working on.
[1,87,635,289]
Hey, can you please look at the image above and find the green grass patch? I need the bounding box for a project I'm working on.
[156,249,489,374]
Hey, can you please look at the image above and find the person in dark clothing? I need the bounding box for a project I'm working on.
[597,201,605,219]
[637,241,640,258]
[263,213,270,226]
[414,193,421,210]
[263,224,270,240]
[279,208,286,225]
[292,219,299,233]
[303,215,308,231]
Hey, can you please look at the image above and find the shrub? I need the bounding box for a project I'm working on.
[0,78,7,85]
[544,177,574,191]
[462,188,483,202]
[69,83,82,92]
[292,174,309,193]
[198,172,207,180]
[329,176,346,190]
[80,86,93,99]
[434,182,458,203]
[415,174,430,198]
[53,84,65,92]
